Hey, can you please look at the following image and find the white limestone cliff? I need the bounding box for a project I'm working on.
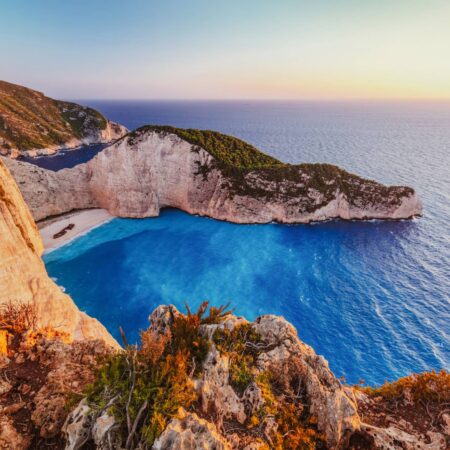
[2,128,422,224]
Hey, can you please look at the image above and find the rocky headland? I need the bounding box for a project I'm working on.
[0,80,127,158]
[2,125,422,225]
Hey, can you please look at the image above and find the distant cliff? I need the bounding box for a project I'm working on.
[0,80,127,157]
[0,158,118,347]
[4,126,422,224]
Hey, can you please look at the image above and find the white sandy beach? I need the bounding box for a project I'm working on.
[39,209,114,252]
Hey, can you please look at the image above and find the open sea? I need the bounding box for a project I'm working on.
[42,100,450,385]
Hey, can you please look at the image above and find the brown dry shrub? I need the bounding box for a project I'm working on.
[23,326,72,348]
[256,362,326,450]
[363,369,450,406]
[140,328,171,364]
[0,300,37,334]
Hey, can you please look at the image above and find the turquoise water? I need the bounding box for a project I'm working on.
[43,101,450,385]
[44,210,447,385]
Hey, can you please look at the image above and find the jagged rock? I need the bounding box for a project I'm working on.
[362,423,447,450]
[45,306,447,450]
[2,402,25,415]
[63,402,119,450]
[0,379,12,395]
[195,343,247,425]
[92,411,116,448]
[62,399,92,450]
[253,315,360,448]
[0,354,9,369]
[441,413,450,435]
[149,304,181,333]
[0,354,10,369]
[242,382,264,416]
[151,307,360,449]
[153,409,232,450]
[200,315,249,340]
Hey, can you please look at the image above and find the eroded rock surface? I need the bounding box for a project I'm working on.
[63,306,448,450]
[153,409,232,450]
[1,304,447,449]
[0,330,113,449]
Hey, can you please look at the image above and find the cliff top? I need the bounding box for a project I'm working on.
[126,124,285,170]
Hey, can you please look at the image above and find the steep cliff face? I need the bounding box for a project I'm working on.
[0,80,127,158]
[0,158,118,347]
[87,129,422,223]
[3,127,422,224]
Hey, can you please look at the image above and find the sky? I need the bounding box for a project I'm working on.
[1,0,450,100]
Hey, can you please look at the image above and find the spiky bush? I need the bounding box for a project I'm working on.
[0,300,37,334]
[85,301,232,448]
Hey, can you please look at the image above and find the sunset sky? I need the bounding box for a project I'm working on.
[1,0,449,100]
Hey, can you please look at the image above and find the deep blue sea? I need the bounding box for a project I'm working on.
[43,100,450,385]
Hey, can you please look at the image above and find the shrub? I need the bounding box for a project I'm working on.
[213,323,262,394]
[363,370,450,406]
[0,300,37,335]
[85,343,195,447]
[254,368,325,450]
[85,301,232,448]
[213,325,325,449]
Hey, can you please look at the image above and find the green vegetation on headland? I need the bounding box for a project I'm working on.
[0,80,108,153]
[126,125,285,170]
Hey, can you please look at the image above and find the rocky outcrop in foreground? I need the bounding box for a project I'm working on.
[61,305,447,450]
[0,80,127,158]
[1,303,448,449]
[0,158,118,346]
[3,126,422,224]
